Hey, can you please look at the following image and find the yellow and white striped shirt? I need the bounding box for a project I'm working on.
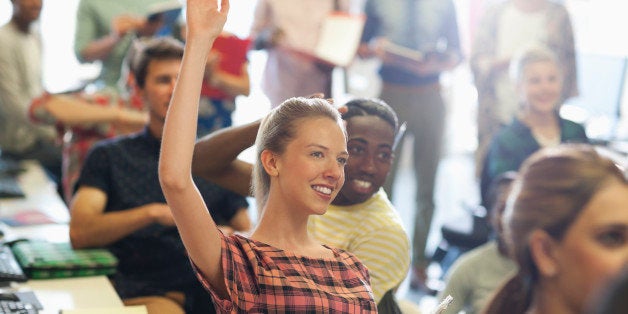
[309,189,411,303]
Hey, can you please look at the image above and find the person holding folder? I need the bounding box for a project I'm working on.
[249,0,353,107]
[359,0,463,292]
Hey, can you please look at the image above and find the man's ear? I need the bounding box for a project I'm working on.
[529,229,560,278]
[260,150,279,177]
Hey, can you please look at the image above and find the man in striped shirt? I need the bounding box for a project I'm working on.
[192,97,410,311]
[308,98,410,308]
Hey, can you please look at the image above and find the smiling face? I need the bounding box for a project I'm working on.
[333,115,395,205]
[271,117,348,215]
[518,60,563,115]
[550,180,628,312]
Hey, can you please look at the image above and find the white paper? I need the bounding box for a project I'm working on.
[313,13,365,67]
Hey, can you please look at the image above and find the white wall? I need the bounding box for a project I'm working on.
[566,0,628,56]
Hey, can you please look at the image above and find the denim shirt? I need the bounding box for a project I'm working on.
[362,0,462,86]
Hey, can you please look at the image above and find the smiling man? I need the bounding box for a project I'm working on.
[308,98,410,309]
[192,97,410,311]
[69,37,250,314]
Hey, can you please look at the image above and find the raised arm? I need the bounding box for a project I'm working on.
[192,120,259,196]
[158,0,230,297]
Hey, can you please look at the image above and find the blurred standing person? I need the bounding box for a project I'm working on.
[74,0,170,92]
[197,32,251,136]
[178,24,251,136]
[250,0,351,107]
[359,0,463,290]
[0,0,61,182]
[471,0,577,176]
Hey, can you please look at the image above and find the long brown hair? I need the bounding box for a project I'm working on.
[484,144,626,314]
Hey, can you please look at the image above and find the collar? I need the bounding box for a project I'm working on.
[139,126,162,151]
[511,112,565,135]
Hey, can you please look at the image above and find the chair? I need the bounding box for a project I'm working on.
[432,168,517,277]
[431,203,491,276]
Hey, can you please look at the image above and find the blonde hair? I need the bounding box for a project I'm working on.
[252,97,345,209]
[510,44,561,83]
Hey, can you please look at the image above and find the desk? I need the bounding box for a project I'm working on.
[0,160,69,242]
[17,276,124,314]
[0,161,126,312]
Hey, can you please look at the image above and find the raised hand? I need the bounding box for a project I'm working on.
[185,0,230,42]
[159,0,231,295]
[111,15,146,38]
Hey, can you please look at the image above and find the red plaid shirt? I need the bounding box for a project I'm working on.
[196,233,377,313]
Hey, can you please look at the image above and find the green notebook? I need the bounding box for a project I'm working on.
[11,241,118,279]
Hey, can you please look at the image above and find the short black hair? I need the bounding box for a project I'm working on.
[342,98,399,135]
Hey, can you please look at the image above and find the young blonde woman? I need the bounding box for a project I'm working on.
[158,0,376,312]
[481,46,588,205]
[192,98,411,312]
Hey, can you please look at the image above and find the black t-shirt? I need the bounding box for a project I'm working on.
[77,127,248,300]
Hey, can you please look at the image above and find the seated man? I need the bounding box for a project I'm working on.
[192,97,410,311]
[69,37,251,314]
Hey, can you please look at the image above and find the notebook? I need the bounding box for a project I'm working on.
[146,0,183,37]
[312,13,366,67]
[284,12,365,67]
[11,241,118,279]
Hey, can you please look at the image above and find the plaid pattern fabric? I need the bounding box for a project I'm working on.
[196,233,377,313]
[309,189,410,303]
